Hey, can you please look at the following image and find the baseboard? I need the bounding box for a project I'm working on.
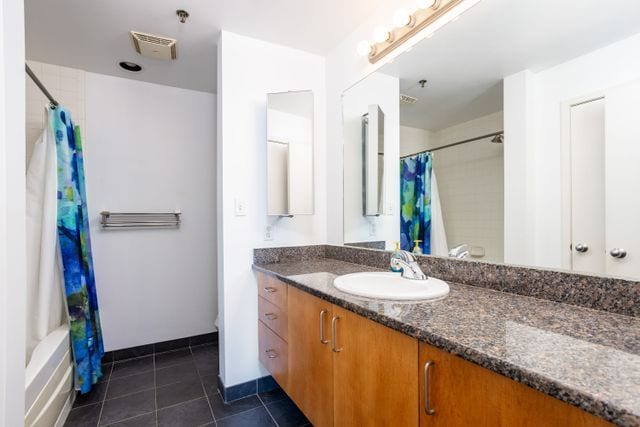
[217,374,280,402]
[103,331,218,362]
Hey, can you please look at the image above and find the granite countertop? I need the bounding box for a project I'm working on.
[253,258,640,427]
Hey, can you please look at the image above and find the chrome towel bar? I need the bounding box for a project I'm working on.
[100,211,181,228]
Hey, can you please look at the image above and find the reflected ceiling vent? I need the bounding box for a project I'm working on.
[400,94,418,104]
[130,31,177,60]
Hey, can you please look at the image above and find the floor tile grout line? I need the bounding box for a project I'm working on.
[70,342,217,427]
[107,340,216,363]
[109,367,155,381]
[157,394,208,412]
[95,362,114,427]
[258,393,280,426]
[153,350,159,427]
[191,344,217,425]
[99,410,156,427]
[98,384,157,404]
[214,404,269,422]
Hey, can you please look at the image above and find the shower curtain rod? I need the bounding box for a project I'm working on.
[400,131,503,159]
[25,64,59,108]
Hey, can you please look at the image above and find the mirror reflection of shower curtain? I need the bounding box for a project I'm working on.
[400,152,432,253]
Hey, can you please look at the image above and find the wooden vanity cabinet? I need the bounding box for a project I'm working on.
[332,305,419,426]
[258,275,419,427]
[287,291,418,426]
[256,273,612,427]
[419,342,612,427]
[287,286,334,427]
[256,272,289,389]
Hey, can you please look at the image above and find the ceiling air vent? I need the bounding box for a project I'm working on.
[130,31,177,60]
[400,94,418,104]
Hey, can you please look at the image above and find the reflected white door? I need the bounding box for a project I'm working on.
[570,98,606,274]
[604,81,640,278]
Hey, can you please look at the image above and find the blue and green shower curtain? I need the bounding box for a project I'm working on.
[400,152,432,254]
[51,107,104,393]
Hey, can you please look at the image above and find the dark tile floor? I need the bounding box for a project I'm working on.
[65,340,310,427]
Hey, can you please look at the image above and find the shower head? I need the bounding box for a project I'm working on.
[491,133,504,144]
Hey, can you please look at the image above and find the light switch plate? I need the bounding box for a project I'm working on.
[234,198,247,216]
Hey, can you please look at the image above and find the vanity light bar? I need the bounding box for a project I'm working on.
[359,0,464,64]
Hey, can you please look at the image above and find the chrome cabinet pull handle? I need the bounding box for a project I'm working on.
[263,287,277,293]
[264,312,278,320]
[331,316,342,352]
[424,360,435,415]
[265,349,278,359]
[610,248,627,259]
[574,243,589,253]
[320,310,329,344]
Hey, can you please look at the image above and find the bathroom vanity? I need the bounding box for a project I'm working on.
[254,245,639,427]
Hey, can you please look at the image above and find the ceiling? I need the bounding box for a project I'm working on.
[380,0,640,131]
[25,0,387,93]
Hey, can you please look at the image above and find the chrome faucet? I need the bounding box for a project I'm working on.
[448,244,470,259]
[391,250,427,280]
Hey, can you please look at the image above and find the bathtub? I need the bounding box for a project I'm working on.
[25,325,74,427]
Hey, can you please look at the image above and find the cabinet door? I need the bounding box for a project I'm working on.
[332,305,419,426]
[419,342,612,427]
[419,342,497,426]
[287,286,334,427]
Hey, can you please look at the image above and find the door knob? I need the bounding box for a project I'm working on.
[574,243,589,253]
[609,248,627,259]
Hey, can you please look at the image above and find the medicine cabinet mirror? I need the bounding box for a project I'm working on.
[267,90,314,216]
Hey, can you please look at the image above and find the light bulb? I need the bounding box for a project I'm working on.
[416,0,436,9]
[357,40,372,57]
[373,26,391,43]
[393,8,412,27]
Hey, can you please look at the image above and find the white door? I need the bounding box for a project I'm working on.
[570,98,606,274]
[604,80,640,278]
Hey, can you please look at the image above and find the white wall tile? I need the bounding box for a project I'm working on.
[25,60,86,162]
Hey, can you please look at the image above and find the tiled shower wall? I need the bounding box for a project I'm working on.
[432,112,504,263]
[26,60,85,162]
[400,112,504,263]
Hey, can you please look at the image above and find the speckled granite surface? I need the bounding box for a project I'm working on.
[255,245,640,317]
[253,258,640,426]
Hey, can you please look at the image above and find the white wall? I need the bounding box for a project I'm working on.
[504,32,640,268]
[217,31,326,387]
[343,72,399,248]
[83,73,217,351]
[503,70,536,266]
[0,0,26,424]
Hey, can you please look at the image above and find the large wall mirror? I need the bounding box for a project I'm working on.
[342,0,640,280]
[267,90,314,216]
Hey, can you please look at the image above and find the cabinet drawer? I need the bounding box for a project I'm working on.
[258,296,288,341]
[256,272,287,308]
[258,321,288,389]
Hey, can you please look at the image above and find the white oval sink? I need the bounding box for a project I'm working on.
[333,272,449,301]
